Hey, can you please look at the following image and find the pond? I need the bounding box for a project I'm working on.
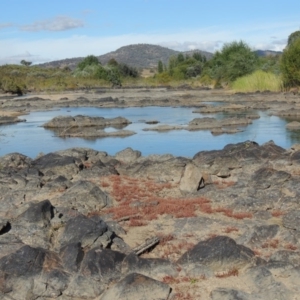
[1,106,300,158]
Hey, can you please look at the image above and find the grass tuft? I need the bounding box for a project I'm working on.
[231,70,282,92]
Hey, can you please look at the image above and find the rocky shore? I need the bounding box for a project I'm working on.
[0,140,300,299]
[0,88,300,299]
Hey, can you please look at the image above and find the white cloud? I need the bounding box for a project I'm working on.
[20,16,84,32]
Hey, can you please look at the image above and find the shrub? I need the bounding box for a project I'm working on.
[280,38,300,88]
[208,40,258,83]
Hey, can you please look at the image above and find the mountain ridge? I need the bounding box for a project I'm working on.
[37,43,281,70]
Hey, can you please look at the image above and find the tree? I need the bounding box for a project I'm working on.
[107,58,118,66]
[280,38,300,87]
[287,30,300,46]
[20,60,32,66]
[157,60,163,73]
[208,41,258,82]
[77,55,100,71]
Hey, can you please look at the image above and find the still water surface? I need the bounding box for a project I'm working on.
[1,106,300,158]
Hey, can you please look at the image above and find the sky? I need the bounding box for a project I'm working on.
[0,0,299,65]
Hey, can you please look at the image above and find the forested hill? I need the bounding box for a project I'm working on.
[37,44,213,70]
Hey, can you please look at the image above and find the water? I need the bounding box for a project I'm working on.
[1,106,300,158]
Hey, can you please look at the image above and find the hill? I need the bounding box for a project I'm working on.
[254,49,282,57]
[37,44,282,71]
[38,44,213,70]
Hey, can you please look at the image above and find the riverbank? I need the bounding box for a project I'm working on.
[0,87,299,117]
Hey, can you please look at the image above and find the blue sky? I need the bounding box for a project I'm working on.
[0,0,299,65]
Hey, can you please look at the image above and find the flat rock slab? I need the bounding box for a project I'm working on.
[0,116,26,125]
[43,115,131,128]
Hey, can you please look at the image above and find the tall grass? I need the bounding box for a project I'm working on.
[231,70,283,92]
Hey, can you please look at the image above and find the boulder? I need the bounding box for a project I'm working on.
[122,252,178,278]
[54,180,110,214]
[100,273,171,300]
[177,236,257,271]
[115,147,142,164]
[179,163,204,193]
[57,214,111,249]
[32,153,82,179]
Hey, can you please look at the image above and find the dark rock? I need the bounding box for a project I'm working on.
[100,272,171,300]
[11,200,54,248]
[32,152,81,179]
[78,159,118,179]
[59,242,84,273]
[177,236,256,271]
[122,252,178,278]
[80,248,126,282]
[58,214,109,249]
[17,199,54,224]
[0,245,45,277]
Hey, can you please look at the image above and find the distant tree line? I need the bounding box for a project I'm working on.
[155,31,300,90]
[73,55,139,86]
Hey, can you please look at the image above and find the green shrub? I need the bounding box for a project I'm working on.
[207,41,258,83]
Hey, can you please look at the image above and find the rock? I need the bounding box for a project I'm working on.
[245,266,295,300]
[0,116,25,125]
[122,252,178,278]
[250,167,290,190]
[77,160,118,180]
[177,236,257,271]
[100,273,171,300]
[143,124,184,131]
[286,121,300,130]
[270,251,300,267]
[0,153,32,170]
[55,128,136,138]
[210,288,251,300]
[179,163,204,193]
[43,115,131,128]
[118,156,189,182]
[57,214,110,249]
[237,225,279,247]
[80,248,126,282]
[0,245,45,277]
[115,147,142,164]
[282,210,300,231]
[55,180,110,214]
[32,153,82,179]
[59,242,84,273]
[11,200,54,248]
